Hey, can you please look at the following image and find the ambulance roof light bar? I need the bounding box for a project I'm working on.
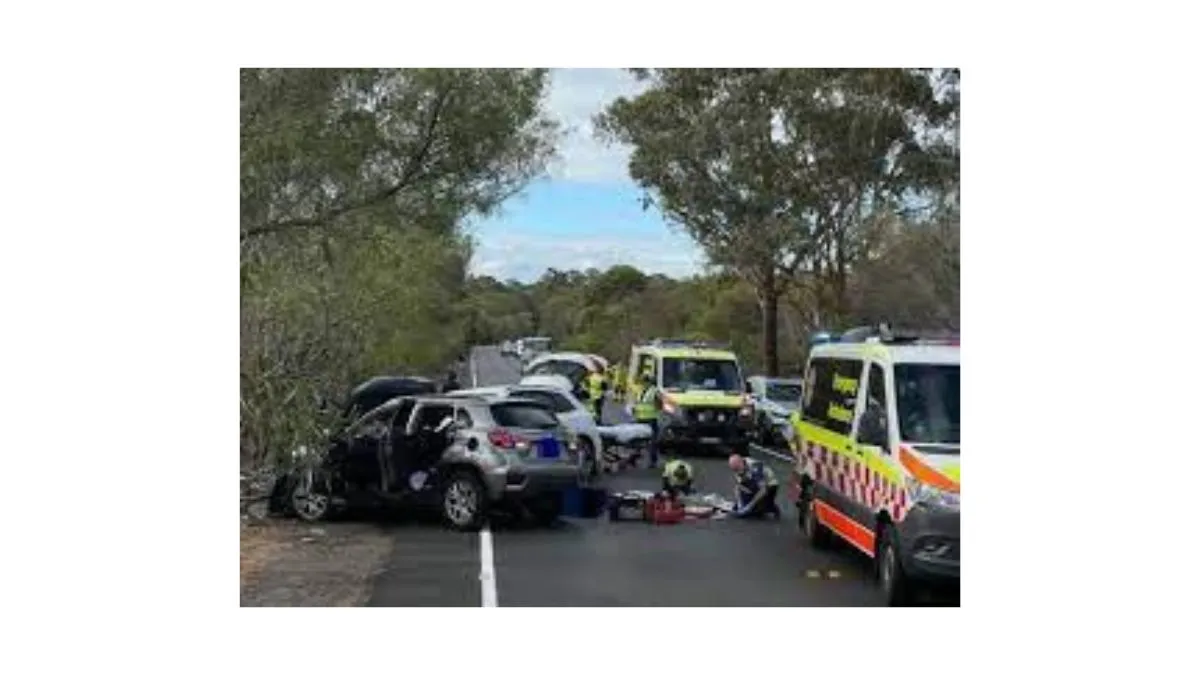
[837,323,958,346]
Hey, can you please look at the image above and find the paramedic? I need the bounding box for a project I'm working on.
[661,458,695,499]
[635,373,662,468]
[728,453,781,519]
[586,368,606,421]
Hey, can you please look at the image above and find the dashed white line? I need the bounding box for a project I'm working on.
[469,350,478,387]
[479,526,498,607]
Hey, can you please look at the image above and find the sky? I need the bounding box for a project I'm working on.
[466,69,707,284]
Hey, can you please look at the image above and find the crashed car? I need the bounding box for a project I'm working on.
[269,393,582,530]
[746,376,803,448]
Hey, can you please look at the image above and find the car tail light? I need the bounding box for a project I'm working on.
[488,428,531,451]
[488,428,517,449]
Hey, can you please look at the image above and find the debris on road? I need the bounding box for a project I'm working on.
[606,490,737,523]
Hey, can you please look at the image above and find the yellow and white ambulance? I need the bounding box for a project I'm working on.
[624,338,754,454]
[788,327,959,605]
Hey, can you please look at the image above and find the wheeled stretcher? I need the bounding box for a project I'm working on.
[595,423,654,473]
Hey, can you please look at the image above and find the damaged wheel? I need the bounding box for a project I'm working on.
[290,469,332,523]
[442,470,487,531]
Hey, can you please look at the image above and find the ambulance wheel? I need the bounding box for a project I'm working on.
[878,524,912,607]
[800,496,832,548]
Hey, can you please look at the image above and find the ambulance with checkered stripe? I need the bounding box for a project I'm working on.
[788,326,959,606]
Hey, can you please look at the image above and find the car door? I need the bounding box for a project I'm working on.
[344,405,395,489]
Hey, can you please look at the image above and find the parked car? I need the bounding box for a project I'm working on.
[522,352,603,402]
[516,336,553,364]
[269,393,581,530]
[746,375,804,448]
[450,375,604,478]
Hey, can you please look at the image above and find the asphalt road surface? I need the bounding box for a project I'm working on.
[365,346,955,607]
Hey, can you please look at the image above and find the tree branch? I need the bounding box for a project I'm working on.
[241,84,454,241]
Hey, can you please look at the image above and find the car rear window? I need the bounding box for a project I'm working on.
[490,402,560,429]
[511,389,575,414]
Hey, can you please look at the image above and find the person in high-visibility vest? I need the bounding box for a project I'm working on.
[661,458,695,499]
[585,368,606,422]
[607,363,624,398]
[634,372,661,468]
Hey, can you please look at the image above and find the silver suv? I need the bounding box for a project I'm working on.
[433,394,581,528]
[277,393,581,530]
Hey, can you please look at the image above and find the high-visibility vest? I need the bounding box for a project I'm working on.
[662,459,693,486]
[586,371,605,403]
[634,384,658,421]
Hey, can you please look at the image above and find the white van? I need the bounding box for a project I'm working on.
[788,328,959,605]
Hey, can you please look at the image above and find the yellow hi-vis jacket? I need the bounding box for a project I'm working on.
[634,383,659,422]
[586,370,605,405]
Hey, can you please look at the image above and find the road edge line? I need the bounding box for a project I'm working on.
[750,442,794,464]
[479,526,498,607]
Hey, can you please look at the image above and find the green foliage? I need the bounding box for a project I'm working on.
[240,68,557,470]
[595,68,959,375]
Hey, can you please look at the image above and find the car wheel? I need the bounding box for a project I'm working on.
[800,494,832,548]
[441,470,487,532]
[878,523,913,606]
[290,469,332,523]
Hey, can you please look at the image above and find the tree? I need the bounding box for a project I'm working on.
[240,69,558,470]
[596,68,958,374]
[241,68,558,242]
[596,69,810,375]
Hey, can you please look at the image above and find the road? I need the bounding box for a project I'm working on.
[365,345,947,607]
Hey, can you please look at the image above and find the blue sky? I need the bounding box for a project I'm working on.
[467,68,706,284]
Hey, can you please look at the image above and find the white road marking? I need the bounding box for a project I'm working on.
[469,349,479,387]
[479,526,498,607]
[749,442,795,464]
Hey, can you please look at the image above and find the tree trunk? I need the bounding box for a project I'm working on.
[759,271,780,377]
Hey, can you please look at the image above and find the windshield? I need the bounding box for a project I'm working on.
[524,338,551,350]
[895,364,960,445]
[490,402,559,430]
[661,358,742,392]
[765,383,802,403]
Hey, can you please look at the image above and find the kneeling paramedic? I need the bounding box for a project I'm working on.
[728,454,781,519]
[660,458,695,499]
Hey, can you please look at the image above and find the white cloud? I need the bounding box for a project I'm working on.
[543,68,648,184]
[470,230,706,283]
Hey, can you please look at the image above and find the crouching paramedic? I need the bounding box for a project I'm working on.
[661,458,695,499]
[728,454,781,519]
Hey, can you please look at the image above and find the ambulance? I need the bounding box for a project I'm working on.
[788,326,959,605]
[623,338,754,454]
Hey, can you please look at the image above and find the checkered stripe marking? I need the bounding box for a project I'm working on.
[802,440,908,521]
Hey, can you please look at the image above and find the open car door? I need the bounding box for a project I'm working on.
[392,401,456,495]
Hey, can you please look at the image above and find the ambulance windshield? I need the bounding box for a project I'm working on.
[661,358,742,393]
[895,363,960,445]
